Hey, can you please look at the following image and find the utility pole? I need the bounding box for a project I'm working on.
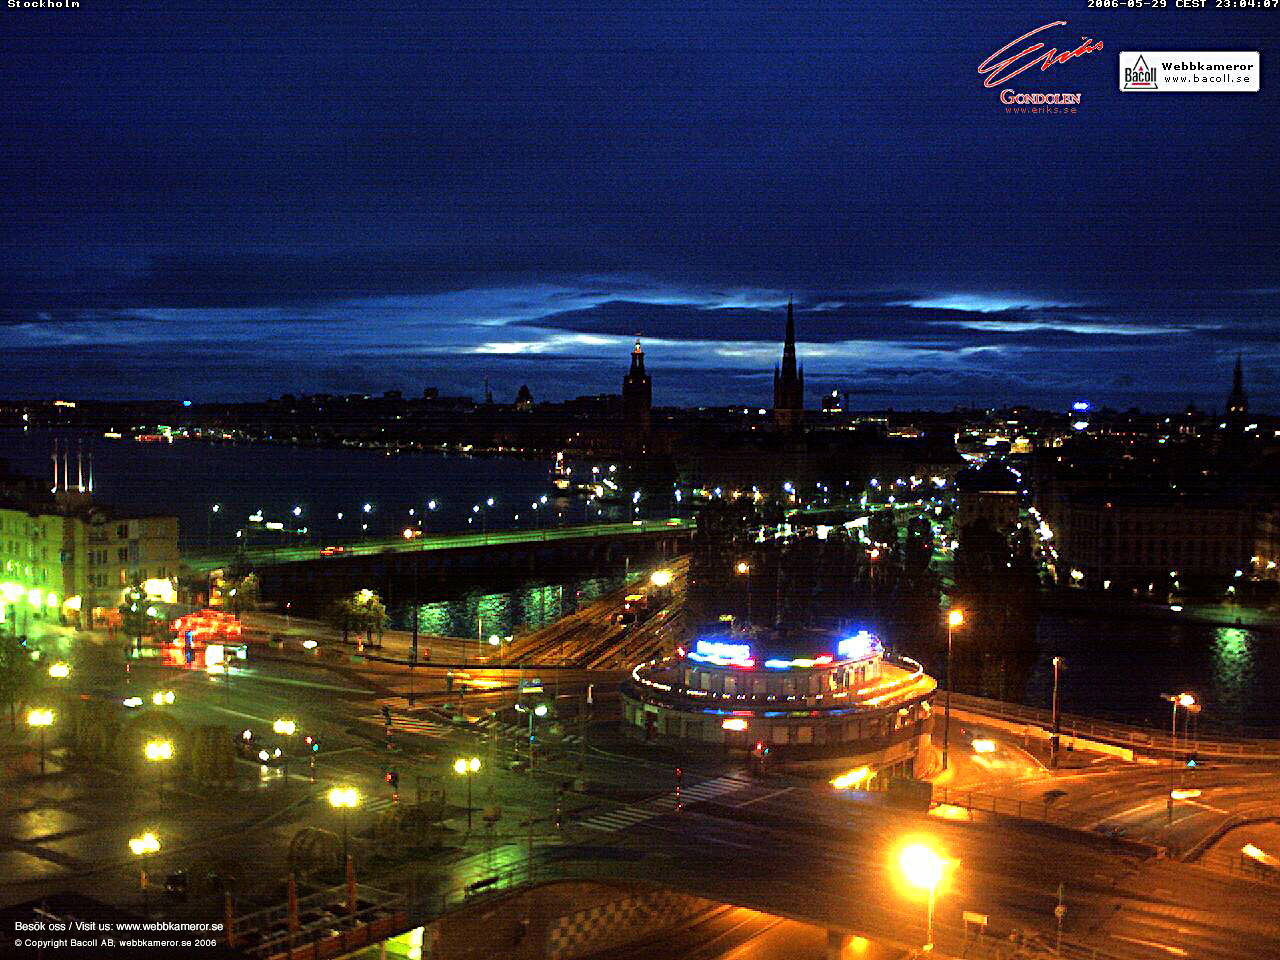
[1051,656,1063,768]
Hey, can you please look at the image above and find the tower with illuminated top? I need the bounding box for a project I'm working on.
[622,336,652,435]
[773,299,804,434]
[1227,353,1247,434]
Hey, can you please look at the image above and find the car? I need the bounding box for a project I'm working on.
[319,545,345,556]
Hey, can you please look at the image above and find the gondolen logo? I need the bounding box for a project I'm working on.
[1123,55,1156,90]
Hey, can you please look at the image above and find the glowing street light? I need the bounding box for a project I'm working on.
[650,569,673,588]
[453,756,482,831]
[272,718,297,783]
[327,786,359,862]
[48,661,71,679]
[129,832,161,913]
[942,608,965,770]
[144,739,174,762]
[896,841,950,952]
[129,831,160,856]
[27,708,54,772]
[1163,692,1198,770]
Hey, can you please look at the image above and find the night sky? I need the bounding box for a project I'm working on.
[2,1,1276,410]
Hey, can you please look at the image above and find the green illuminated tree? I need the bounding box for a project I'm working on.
[0,634,37,731]
[223,573,259,616]
[325,589,387,647]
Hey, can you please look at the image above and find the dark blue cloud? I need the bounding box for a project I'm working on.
[0,1,1276,408]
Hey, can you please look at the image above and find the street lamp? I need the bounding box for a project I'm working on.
[735,561,752,624]
[48,661,70,679]
[143,739,174,762]
[129,832,160,913]
[942,608,964,771]
[650,569,673,588]
[1162,692,1196,757]
[27,708,54,773]
[529,703,548,774]
[453,756,481,831]
[897,841,949,953]
[327,786,359,863]
[143,738,174,800]
[1051,656,1064,767]
[274,718,297,783]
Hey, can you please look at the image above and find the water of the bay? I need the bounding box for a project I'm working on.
[4,429,1276,730]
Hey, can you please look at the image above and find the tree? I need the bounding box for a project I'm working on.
[325,589,387,647]
[119,582,170,652]
[223,573,259,616]
[0,634,37,730]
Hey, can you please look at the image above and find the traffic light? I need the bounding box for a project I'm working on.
[304,735,319,752]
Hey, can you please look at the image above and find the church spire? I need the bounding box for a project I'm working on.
[773,296,804,434]
[781,297,797,379]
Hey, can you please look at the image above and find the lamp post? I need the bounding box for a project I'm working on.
[273,718,296,785]
[1162,692,1196,758]
[529,703,547,774]
[129,832,160,914]
[1051,656,1064,768]
[327,786,359,864]
[27,708,54,773]
[453,756,481,831]
[735,561,752,624]
[144,738,174,802]
[898,842,948,953]
[942,608,964,771]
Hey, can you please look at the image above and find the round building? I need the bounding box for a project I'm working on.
[621,627,937,779]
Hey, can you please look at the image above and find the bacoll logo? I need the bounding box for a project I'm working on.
[1122,55,1157,89]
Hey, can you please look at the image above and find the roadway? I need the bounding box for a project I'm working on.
[183,517,695,572]
[10,578,1280,958]
[937,719,1280,859]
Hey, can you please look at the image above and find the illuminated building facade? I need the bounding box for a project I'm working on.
[0,457,178,630]
[622,627,937,778]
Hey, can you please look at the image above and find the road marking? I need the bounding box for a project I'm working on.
[1110,933,1188,956]
[576,774,753,833]
[356,714,451,738]
[1084,799,1161,830]
[734,787,794,807]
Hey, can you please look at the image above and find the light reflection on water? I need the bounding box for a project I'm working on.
[1030,614,1280,733]
[389,575,626,639]
[1210,627,1256,721]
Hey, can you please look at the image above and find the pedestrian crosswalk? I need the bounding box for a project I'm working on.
[576,772,755,833]
[363,795,399,814]
[355,712,452,739]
